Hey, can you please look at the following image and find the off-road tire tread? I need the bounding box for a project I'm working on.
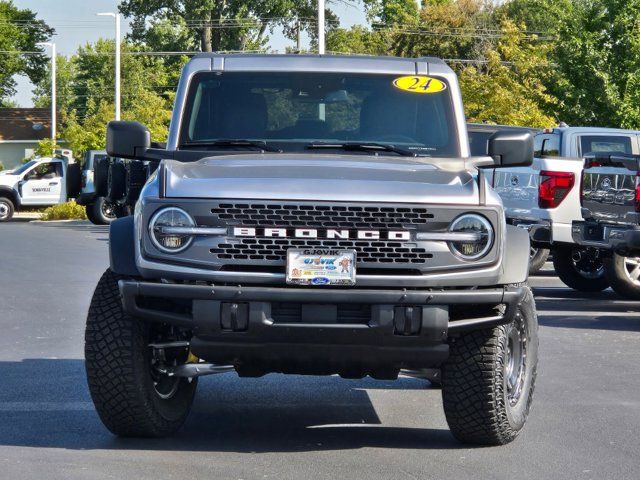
[442,287,538,445]
[85,269,195,437]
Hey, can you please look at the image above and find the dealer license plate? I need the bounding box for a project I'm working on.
[286,249,356,286]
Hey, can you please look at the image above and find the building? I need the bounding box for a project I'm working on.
[0,108,53,170]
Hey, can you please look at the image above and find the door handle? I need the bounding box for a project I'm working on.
[49,181,59,186]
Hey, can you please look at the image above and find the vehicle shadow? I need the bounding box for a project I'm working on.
[533,287,640,331]
[30,222,109,234]
[0,359,462,453]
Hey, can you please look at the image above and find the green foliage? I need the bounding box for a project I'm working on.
[326,26,390,55]
[459,20,557,127]
[0,161,4,172]
[32,54,77,111]
[40,201,87,221]
[0,1,53,103]
[119,0,337,52]
[34,138,58,158]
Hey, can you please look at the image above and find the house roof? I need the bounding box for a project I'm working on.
[0,108,52,141]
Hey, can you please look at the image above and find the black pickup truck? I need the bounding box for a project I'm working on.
[572,153,640,298]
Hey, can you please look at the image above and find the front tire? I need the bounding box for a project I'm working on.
[552,245,609,292]
[0,197,14,222]
[85,269,197,437]
[86,197,118,225]
[442,287,538,445]
[603,253,640,299]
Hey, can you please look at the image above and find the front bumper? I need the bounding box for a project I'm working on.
[119,280,524,377]
[572,220,640,255]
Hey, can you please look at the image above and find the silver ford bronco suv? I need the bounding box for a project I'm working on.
[85,54,538,445]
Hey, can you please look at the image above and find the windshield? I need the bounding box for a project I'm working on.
[10,160,38,175]
[179,71,460,157]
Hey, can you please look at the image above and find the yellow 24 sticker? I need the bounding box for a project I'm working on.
[393,75,447,94]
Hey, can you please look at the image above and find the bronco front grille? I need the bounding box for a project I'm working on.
[210,203,434,229]
[210,238,433,264]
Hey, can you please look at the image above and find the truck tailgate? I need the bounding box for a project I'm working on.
[582,155,640,225]
[492,157,584,243]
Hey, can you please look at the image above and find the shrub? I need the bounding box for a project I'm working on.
[40,201,87,221]
[0,161,4,172]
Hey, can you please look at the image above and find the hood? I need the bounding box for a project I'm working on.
[0,173,17,187]
[163,154,479,204]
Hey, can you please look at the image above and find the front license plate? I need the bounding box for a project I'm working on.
[286,249,356,286]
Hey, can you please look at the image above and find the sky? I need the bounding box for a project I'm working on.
[12,0,367,107]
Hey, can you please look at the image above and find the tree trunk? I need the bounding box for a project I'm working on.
[200,11,212,52]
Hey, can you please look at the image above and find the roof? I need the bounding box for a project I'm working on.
[189,53,454,76]
[467,123,540,133]
[552,126,640,135]
[0,108,52,141]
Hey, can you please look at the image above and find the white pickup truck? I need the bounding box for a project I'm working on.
[471,125,640,292]
[0,152,81,222]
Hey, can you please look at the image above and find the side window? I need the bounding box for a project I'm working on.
[579,135,632,155]
[468,131,493,156]
[534,133,560,157]
[25,163,61,180]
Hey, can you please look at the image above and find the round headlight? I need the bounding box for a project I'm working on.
[448,214,494,260]
[149,207,195,253]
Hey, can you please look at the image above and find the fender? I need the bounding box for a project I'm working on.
[497,224,530,285]
[0,186,19,207]
[109,216,141,277]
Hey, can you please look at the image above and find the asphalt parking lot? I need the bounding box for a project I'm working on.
[1,220,639,480]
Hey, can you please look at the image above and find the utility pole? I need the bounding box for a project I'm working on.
[296,19,301,53]
[97,12,121,120]
[318,0,325,54]
[37,42,56,141]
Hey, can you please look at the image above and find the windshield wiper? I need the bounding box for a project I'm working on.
[306,142,417,157]
[180,139,282,153]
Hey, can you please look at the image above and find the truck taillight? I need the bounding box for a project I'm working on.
[635,174,640,212]
[538,170,574,209]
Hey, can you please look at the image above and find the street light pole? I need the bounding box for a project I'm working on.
[318,0,325,54]
[37,42,56,141]
[97,12,121,120]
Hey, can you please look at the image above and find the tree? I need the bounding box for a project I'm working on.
[0,1,53,103]
[325,25,390,55]
[119,0,337,53]
[32,54,77,111]
[547,0,640,128]
[33,38,177,157]
[458,20,557,127]
[61,91,172,155]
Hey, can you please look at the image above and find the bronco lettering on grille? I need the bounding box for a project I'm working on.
[232,227,411,241]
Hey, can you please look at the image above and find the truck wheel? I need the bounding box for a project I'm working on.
[603,254,640,299]
[85,269,197,437]
[0,197,14,222]
[528,247,549,275]
[552,246,609,292]
[442,286,538,445]
[87,197,118,225]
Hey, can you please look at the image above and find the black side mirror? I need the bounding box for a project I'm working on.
[106,121,151,159]
[488,131,534,168]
